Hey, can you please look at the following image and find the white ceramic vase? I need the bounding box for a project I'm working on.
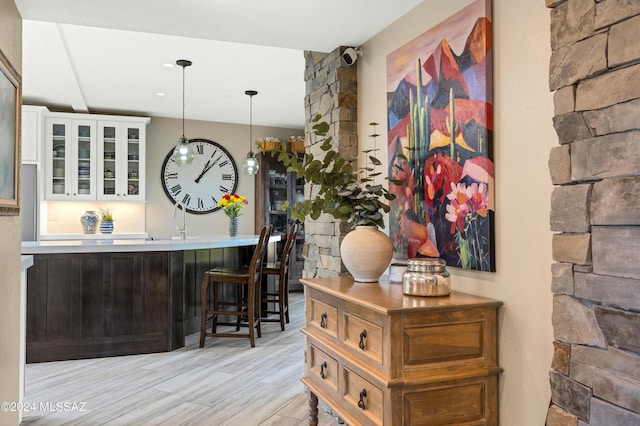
[340,225,393,282]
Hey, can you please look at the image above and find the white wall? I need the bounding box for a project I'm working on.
[145,116,301,239]
[0,1,22,424]
[358,0,555,424]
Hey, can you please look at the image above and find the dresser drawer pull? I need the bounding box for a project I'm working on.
[320,312,327,328]
[320,361,328,379]
[358,388,367,409]
[359,329,367,350]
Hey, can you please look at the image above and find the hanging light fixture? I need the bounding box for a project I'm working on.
[242,90,260,175]
[171,59,195,165]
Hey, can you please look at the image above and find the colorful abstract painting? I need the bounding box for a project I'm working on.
[386,0,495,271]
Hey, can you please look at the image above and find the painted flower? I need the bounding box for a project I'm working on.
[217,194,249,218]
[465,182,489,217]
[445,183,470,234]
[445,182,489,234]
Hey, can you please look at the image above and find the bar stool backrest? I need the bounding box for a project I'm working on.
[250,224,272,282]
[279,222,299,276]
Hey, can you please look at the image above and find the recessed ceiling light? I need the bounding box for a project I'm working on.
[163,63,174,68]
[156,92,166,97]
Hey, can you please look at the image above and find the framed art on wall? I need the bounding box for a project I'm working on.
[0,48,21,216]
[386,0,495,271]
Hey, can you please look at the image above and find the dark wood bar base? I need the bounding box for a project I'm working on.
[26,246,250,363]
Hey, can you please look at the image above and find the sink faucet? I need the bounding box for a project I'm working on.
[172,201,187,240]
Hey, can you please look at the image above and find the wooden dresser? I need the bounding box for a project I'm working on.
[300,277,502,426]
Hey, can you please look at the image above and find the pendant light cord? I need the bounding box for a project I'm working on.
[182,64,185,138]
[176,59,192,140]
[245,90,258,153]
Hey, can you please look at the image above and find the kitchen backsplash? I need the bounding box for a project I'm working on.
[43,201,146,236]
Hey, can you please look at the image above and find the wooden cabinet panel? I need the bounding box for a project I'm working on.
[403,377,494,426]
[308,344,339,392]
[26,252,169,362]
[308,297,338,339]
[404,322,483,364]
[343,366,384,425]
[342,311,384,365]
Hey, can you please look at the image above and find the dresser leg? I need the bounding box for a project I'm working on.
[308,390,319,426]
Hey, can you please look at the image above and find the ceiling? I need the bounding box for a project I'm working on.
[16,0,423,129]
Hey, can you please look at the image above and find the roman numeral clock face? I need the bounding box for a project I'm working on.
[161,138,238,214]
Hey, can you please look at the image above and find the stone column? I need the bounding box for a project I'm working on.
[546,0,640,424]
[302,48,358,278]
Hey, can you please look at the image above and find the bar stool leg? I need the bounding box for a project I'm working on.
[255,279,262,338]
[278,277,285,331]
[236,286,243,331]
[284,271,290,324]
[212,279,219,333]
[247,283,255,347]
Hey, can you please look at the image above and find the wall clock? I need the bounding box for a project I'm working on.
[161,138,238,214]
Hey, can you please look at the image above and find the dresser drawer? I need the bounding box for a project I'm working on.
[308,297,338,339]
[343,366,384,425]
[403,375,497,425]
[308,344,339,392]
[342,312,383,365]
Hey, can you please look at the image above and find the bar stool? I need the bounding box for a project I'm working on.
[261,222,299,331]
[199,225,272,348]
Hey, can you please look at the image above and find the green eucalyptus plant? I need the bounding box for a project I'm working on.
[275,115,396,228]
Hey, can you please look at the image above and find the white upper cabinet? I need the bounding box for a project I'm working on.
[21,105,48,164]
[45,117,97,200]
[97,120,146,201]
[42,111,150,201]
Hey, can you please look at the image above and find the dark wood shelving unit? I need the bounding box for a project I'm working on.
[254,152,304,288]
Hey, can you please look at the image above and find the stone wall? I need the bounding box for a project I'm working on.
[301,48,357,279]
[547,0,640,424]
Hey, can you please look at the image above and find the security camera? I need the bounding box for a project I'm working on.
[341,47,363,66]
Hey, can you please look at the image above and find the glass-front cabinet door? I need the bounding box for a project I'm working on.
[97,122,121,200]
[74,121,96,200]
[45,118,96,200]
[45,119,71,199]
[97,121,145,201]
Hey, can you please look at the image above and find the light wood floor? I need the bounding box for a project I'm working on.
[22,292,342,426]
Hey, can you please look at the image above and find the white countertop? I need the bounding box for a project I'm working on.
[39,233,149,241]
[21,255,34,270]
[22,234,281,255]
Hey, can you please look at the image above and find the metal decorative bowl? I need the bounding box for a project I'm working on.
[402,258,451,297]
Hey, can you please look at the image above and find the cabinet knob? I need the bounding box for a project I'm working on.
[319,361,328,379]
[358,389,367,409]
[320,312,327,329]
[359,329,367,350]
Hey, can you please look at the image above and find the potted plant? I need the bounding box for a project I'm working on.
[274,115,398,282]
[99,205,114,234]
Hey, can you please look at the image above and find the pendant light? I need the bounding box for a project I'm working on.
[171,59,195,165]
[242,90,260,175]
